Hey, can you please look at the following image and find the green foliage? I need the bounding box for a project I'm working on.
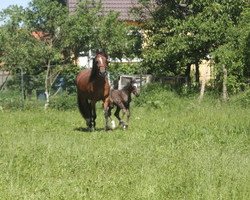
[49,93,76,110]
[25,0,68,35]
[134,83,184,109]
[109,62,141,81]
[0,0,141,102]
[140,0,250,93]
[0,90,23,110]
[0,90,45,110]
[60,0,99,59]
[230,88,250,107]
[59,64,79,93]
[60,0,140,60]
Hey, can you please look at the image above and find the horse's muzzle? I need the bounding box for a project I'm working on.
[99,67,107,77]
[134,92,140,97]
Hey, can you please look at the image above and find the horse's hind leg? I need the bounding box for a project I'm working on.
[90,101,97,131]
[77,95,93,131]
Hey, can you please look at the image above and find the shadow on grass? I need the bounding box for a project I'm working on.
[74,126,126,133]
[74,127,107,133]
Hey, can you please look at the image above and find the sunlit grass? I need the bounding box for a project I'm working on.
[0,99,249,199]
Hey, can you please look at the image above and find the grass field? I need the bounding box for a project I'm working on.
[0,91,250,199]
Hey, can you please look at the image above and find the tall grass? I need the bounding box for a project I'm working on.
[0,86,249,199]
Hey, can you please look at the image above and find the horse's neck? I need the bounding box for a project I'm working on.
[90,65,100,81]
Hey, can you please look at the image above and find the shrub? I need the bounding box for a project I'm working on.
[230,88,250,107]
[134,83,184,110]
[49,93,77,110]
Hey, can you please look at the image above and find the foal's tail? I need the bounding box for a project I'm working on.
[77,92,91,120]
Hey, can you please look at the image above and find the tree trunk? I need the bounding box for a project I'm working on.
[44,60,51,109]
[222,65,228,102]
[195,61,200,84]
[185,63,191,86]
[198,79,206,103]
[0,74,10,91]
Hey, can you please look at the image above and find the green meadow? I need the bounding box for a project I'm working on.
[0,88,249,199]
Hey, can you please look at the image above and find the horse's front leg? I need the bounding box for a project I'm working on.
[103,98,112,131]
[90,101,97,131]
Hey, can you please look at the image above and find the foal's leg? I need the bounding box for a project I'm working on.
[103,98,112,131]
[114,107,121,122]
[126,108,130,124]
[107,106,116,129]
[114,105,128,129]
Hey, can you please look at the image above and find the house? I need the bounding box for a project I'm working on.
[67,0,141,22]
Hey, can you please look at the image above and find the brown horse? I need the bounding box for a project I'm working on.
[76,51,110,131]
[108,79,139,129]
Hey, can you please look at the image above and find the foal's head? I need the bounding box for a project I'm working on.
[124,79,139,97]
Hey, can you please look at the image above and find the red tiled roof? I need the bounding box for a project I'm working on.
[31,31,50,41]
[67,0,141,21]
[100,0,140,20]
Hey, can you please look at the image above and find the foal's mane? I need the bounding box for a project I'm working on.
[121,81,133,92]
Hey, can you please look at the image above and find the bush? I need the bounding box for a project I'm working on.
[0,90,23,110]
[230,89,250,107]
[109,62,141,82]
[0,90,46,110]
[134,83,185,110]
[49,93,77,110]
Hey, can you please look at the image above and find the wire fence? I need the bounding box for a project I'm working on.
[0,72,76,109]
[0,71,189,110]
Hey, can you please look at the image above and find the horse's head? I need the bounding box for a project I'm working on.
[131,85,139,97]
[94,52,109,77]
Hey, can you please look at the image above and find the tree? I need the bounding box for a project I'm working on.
[0,5,46,98]
[1,0,141,108]
[212,5,250,96]
[139,0,249,97]
[61,0,140,61]
[24,0,68,108]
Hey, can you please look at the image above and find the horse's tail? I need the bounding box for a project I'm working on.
[77,92,92,120]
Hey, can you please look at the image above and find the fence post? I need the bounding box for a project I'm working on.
[20,67,25,107]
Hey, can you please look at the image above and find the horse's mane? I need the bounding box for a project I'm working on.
[91,56,98,77]
[90,52,108,79]
[97,52,108,58]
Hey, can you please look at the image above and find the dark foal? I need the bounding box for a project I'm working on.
[108,80,139,129]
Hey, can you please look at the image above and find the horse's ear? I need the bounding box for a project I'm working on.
[127,77,133,83]
[131,78,136,84]
[96,49,101,54]
[96,48,107,56]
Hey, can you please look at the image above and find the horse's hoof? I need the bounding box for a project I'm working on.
[88,127,95,132]
[111,120,116,129]
[105,126,112,131]
[122,125,128,130]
